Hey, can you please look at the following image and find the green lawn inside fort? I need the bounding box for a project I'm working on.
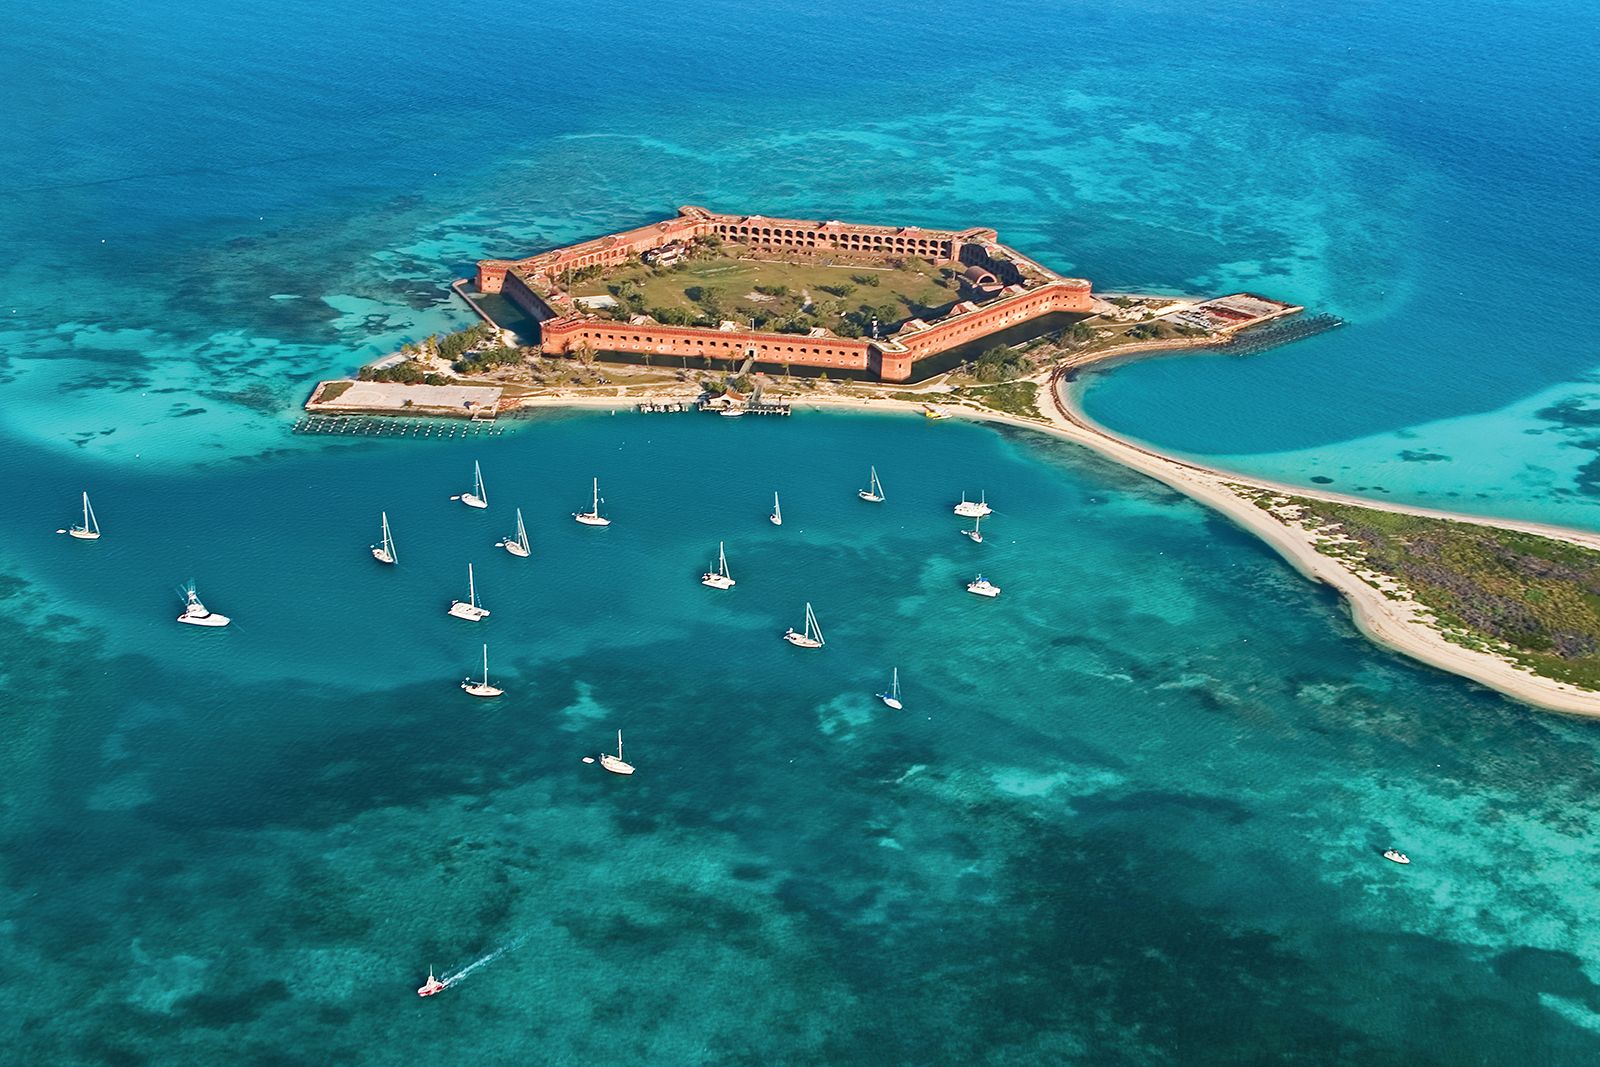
[565,248,963,336]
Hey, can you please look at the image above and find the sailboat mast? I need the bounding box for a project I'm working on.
[468,563,476,606]
[617,730,623,760]
[593,477,600,513]
[482,644,489,684]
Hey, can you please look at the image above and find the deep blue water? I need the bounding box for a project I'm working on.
[6,1,1600,1063]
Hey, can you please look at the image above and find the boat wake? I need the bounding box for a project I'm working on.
[440,934,528,989]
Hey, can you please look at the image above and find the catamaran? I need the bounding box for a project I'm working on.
[176,582,230,627]
[573,477,611,527]
[857,465,885,503]
[954,491,992,518]
[877,667,903,710]
[963,513,984,544]
[770,492,783,526]
[371,511,397,564]
[448,563,491,621]
[966,574,1001,598]
[701,541,735,589]
[600,730,635,775]
[417,969,446,997]
[65,491,101,540]
[455,461,488,509]
[783,602,825,648]
[498,508,530,557]
[462,644,504,698]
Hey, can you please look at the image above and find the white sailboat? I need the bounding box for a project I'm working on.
[600,730,635,775]
[371,511,397,564]
[176,582,230,627]
[573,477,611,527]
[700,541,735,589]
[65,491,101,540]
[966,574,1001,598]
[448,563,491,621]
[454,461,488,509]
[783,601,825,648]
[857,465,885,503]
[461,644,504,698]
[770,492,783,527]
[498,508,530,557]
[963,513,984,544]
[954,491,992,518]
[877,667,903,710]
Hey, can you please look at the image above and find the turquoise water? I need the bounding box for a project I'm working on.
[7,0,1600,1061]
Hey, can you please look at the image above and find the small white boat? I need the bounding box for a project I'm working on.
[701,541,735,589]
[498,508,530,558]
[65,491,101,540]
[783,601,825,648]
[574,477,611,527]
[462,643,504,698]
[770,492,783,527]
[176,583,230,627]
[371,511,397,564]
[966,574,1000,598]
[600,730,635,775]
[954,491,992,518]
[720,406,745,418]
[454,461,488,509]
[877,667,903,710]
[963,513,985,543]
[448,563,491,621]
[857,465,885,503]
[1382,849,1411,865]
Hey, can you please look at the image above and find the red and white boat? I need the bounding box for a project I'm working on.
[417,968,446,997]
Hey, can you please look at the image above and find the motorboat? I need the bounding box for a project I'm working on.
[700,541,735,589]
[176,583,231,627]
[600,730,635,775]
[448,563,490,621]
[418,969,446,997]
[574,477,611,527]
[966,575,1000,598]
[783,602,825,648]
[1382,849,1411,865]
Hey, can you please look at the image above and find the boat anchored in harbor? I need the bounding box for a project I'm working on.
[963,514,984,544]
[462,644,503,698]
[966,574,1001,598]
[1382,849,1411,865]
[454,460,489,509]
[498,508,530,557]
[858,465,885,503]
[176,582,230,627]
[784,602,825,648]
[701,541,735,589]
[371,511,396,564]
[448,563,491,621]
[954,491,991,518]
[574,477,611,527]
[877,667,903,710]
[60,491,101,540]
[770,492,783,526]
[600,730,635,775]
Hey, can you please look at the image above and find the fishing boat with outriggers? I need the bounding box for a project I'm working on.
[783,602,825,648]
[176,582,230,627]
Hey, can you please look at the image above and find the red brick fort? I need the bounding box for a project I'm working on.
[476,206,1093,382]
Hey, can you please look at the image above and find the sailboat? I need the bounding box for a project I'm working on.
[573,477,611,527]
[966,574,1001,598]
[461,644,504,698]
[783,602,825,648]
[600,730,635,775]
[700,541,735,589]
[498,508,530,557]
[857,465,885,503]
[176,582,230,627]
[770,492,783,527]
[954,491,992,518]
[877,667,903,710]
[963,513,984,544]
[448,563,491,620]
[454,461,488,509]
[62,491,101,540]
[371,511,397,564]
